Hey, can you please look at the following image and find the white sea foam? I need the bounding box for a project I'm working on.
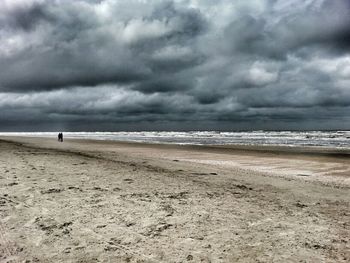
[0,131,349,149]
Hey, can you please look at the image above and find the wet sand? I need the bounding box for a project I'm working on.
[0,137,349,262]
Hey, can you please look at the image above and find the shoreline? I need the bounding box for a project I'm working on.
[1,136,350,185]
[1,135,350,156]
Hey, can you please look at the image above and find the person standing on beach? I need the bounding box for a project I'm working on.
[58,133,63,142]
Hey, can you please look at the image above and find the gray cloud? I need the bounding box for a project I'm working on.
[0,0,349,131]
[0,0,207,91]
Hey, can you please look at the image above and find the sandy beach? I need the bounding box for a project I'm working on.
[0,136,349,262]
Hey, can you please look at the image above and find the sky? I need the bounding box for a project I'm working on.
[0,0,350,131]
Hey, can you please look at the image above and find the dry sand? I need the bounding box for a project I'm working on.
[0,136,349,262]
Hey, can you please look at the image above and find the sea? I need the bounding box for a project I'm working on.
[0,131,349,149]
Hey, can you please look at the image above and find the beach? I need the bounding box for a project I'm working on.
[0,137,349,262]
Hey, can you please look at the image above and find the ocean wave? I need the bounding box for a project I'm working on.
[0,131,349,148]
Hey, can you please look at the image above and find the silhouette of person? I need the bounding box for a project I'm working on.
[58,132,63,142]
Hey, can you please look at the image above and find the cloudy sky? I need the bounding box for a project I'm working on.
[0,0,349,131]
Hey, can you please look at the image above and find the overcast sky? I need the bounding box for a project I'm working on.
[0,0,349,131]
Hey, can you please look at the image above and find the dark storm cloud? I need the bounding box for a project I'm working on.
[0,0,207,91]
[223,0,350,59]
[0,0,350,131]
[0,3,48,31]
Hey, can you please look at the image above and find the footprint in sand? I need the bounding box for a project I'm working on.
[35,217,73,235]
[123,179,134,183]
[68,186,83,192]
[143,222,173,237]
[161,204,175,217]
[187,255,194,261]
[92,186,108,192]
[234,184,253,191]
[40,188,63,194]
[191,172,208,176]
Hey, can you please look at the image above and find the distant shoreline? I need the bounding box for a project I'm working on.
[1,136,349,159]
[0,130,349,150]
